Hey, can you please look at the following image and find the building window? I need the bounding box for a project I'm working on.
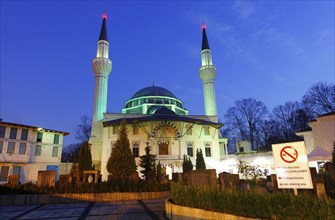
[204,126,210,136]
[0,126,6,138]
[36,132,43,142]
[21,129,28,140]
[133,125,139,135]
[0,141,3,153]
[7,142,15,154]
[19,143,26,154]
[205,144,211,157]
[0,166,9,182]
[35,145,41,156]
[239,147,244,153]
[9,127,17,139]
[187,143,193,157]
[52,146,58,157]
[54,134,59,144]
[13,166,21,177]
[132,143,139,157]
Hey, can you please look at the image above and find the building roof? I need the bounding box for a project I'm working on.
[295,127,312,133]
[307,146,332,161]
[131,86,177,99]
[103,113,223,129]
[153,106,176,115]
[317,111,335,118]
[0,121,70,136]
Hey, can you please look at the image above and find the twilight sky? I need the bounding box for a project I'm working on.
[1,1,334,146]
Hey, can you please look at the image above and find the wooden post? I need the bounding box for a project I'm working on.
[293,188,298,196]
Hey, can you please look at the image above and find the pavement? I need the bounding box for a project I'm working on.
[0,199,169,220]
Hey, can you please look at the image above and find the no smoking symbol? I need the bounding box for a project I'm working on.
[280,146,298,163]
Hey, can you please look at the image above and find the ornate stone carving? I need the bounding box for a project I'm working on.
[92,57,112,75]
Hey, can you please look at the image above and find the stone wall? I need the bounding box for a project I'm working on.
[165,199,253,220]
[0,191,169,205]
[187,169,217,187]
[218,172,239,190]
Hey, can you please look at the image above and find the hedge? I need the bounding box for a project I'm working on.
[170,182,335,219]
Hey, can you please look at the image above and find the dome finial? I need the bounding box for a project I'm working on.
[102,11,107,19]
[202,22,206,30]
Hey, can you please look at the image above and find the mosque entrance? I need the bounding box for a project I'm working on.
[158,141,169,155]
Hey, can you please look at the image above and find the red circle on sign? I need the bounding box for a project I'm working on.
[280,146,298,163]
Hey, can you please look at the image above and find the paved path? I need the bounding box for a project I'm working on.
[0,199,168,220]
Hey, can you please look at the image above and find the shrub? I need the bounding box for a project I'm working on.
[170,182,335,219]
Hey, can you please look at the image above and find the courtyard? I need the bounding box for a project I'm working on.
[0,199,168,220]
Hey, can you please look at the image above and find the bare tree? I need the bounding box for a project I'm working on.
[257,119,282,150]
[224,98,268,150]
[271,101,306,143]
[302,82,335,118]
[272,102,300,140]
[61,143,81,162]
[62,116,92,162]
[75,116,92,142]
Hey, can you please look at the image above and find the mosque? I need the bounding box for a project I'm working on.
[88,13,228,180]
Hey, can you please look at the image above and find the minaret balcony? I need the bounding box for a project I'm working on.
[199,65,216,71]
[199,66,216,82]
[92,57,112,75]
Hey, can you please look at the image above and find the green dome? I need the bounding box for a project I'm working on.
[122,85,188,115]
[131,86,176,99]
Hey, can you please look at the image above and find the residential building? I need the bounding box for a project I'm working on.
[0,121,69,184]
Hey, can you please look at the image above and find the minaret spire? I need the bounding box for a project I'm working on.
[199,23,218,119]
[90,12,112,170]
[202,22,210,50]
[99,12,108,41]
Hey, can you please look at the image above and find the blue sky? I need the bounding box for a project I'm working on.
[1,1,334,146]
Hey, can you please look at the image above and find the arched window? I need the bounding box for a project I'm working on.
[205,143,211,157]
[187,143,193,157]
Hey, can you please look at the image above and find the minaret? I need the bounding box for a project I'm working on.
[92,12,112,123]
[199,23,218,117]
[90,12,112,169]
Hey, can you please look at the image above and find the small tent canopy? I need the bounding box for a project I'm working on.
[307,146,332,161]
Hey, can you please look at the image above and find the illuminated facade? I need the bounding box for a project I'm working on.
[88,14,334,181]
[89,14,228,180]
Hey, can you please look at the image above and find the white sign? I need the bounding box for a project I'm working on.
[272,141,313,189]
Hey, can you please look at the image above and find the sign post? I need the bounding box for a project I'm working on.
[272,141,313,193]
